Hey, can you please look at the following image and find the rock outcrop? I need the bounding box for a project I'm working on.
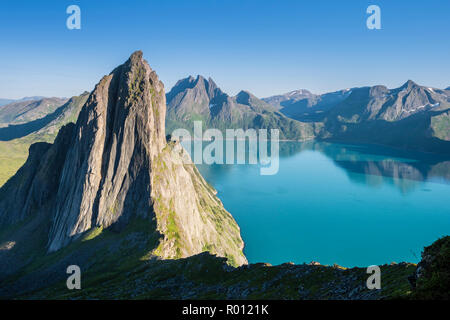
[0,51,246,268]
[409,236,450,299]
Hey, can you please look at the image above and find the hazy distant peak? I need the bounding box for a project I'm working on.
[235,90,256,105]
[400,80,419,90]
[369,85,389,97]
[18,96,46,102]
[288,89,313,96]
[236,90,254,98]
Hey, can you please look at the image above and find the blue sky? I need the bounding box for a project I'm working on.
[0,0,449,99]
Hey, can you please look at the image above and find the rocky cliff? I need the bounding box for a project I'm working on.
[0,51,246,274]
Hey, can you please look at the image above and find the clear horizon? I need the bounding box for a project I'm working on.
[0,0,449,99]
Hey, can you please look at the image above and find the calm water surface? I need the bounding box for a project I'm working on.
[185,141,450,267]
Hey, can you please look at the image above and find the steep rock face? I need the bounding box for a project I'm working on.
[0,124,75,226]
[151,142,246,264]
[47,51,166,251]
[0,51,246,266]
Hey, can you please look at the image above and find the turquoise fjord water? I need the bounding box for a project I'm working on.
[184,141,450,267]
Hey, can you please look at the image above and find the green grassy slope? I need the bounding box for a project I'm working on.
[0,93,88,187]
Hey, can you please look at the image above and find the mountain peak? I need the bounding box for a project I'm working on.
[46,50,167,251]
[400,80,419,90]
[235,90,254,105]
[289,89,312,96]
[0,51,246,267]
[129,50,143,62]
[236,90,253,98]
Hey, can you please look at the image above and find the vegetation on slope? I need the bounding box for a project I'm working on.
[409,236,450,300]
[0,93,88,186]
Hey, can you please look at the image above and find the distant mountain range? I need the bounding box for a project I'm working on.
[1,78,449,157]
[0,96,49,107]
[165,76,319,140]
[262,88,352,122]
[0,95,88,141]
[315,81,450,154]
[166,77,450,154]
[265,81,450,154]
[263,81,450,122]
[0,97,68,128]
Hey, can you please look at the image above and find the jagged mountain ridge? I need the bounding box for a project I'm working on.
[0,51,246,281]
[264,80,450,123]
[261,81,450,154]
[325,80,450,123]
[318,81,450,154]
[166,75,318,140]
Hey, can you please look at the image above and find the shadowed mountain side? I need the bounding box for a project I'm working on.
[0,105,67,141]
[0,93,89,188]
